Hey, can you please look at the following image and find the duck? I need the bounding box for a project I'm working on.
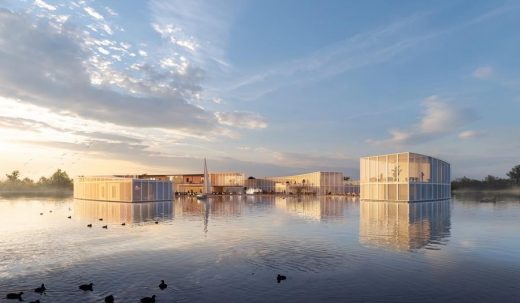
[5,292,23,300]
[276,274,287,283]
[104,294,114,303]
[40,213,43,215]
[67,216,72,219]
[34,283,46,293]
[29,300,40,303]
[155,221,159,224]
[79,283,93,291]
[49,210,52,213]
[159,280,167,290]
[121,223,126,226]
[140,295,156,303]
[87,224,92,228]
[99,218,103,221]
[102,225,108,229]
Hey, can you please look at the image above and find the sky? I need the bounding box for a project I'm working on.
[0,0,519,180]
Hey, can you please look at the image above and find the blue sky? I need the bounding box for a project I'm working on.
[0,0,519,179]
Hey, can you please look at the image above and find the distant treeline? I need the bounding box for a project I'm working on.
[452,164,520,191]
[0,169,73,193]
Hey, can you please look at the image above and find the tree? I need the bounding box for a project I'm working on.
[47,169,73,188]
[5,170,20,183]
[38,176,49,185]
[22,177,34,185]
[507,165,520,185]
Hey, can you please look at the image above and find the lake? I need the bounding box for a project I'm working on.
[0,195,519,302]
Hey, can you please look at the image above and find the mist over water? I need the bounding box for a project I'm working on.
[0,195,519,302]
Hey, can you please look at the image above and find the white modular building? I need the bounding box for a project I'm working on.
[360,152,450,202]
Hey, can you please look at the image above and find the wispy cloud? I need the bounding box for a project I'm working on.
[34,0,56,11]
[472,66,494,79]
[224,13,434,100]
[458,130,482,140]
[368,95,477,145]
[215,111,267,129]
[83,6,104,20]
[148,0,239,69]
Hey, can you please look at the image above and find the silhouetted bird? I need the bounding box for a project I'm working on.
[49,210,52,213]
[99,218,103,221]
[276,274,287,283]
[121,223,126,226]
[29,300,40,303]
[5,292,23,300]
[40,213,43,215]
[79,283,93,291]
[102,225,108,229]
[34,283,46,294]
[87,224,92,228]
[104,294,114,303]
[159,280,167,290]
[67,216,72,219]
[140,295,156,303]
[155,221,159,224]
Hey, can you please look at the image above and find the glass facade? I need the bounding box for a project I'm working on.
[74,176,173,202]
[360,152,450,202]
[172,173,245,194]
[267,172,346,195]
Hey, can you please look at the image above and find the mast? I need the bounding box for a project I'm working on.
[203,158,210,194]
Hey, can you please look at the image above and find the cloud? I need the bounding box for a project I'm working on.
[148,0,239,69]
[0,10,220,133]
[458,130,481,140]
[368,96,477,145]
[0,115,60,132]
[224,13,435,100]
[34,0,56,11]
[472,66,494,79]
[84,6,104,20]
[215,111,267,129]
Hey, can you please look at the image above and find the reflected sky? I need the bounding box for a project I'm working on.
[0,195,519,303]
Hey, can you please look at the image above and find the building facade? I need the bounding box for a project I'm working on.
[266,171,346,195]
[360,152,451,202]
[244,178,277,194]
[74,176,173,202]
[171,172,245,194]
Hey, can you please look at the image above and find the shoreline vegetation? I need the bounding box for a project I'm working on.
[0,169,73,196]
[451,164,520,192]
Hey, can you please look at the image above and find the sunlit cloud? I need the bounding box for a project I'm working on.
[458,130,482,140]
[367,96,477,145]
[215,112,268,129]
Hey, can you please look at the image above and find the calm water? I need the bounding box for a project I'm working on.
[0,195,519,303]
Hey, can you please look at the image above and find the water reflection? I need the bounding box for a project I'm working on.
[174,196,245,218]
[360,200,451,251]
[74,199,174,224]
[275,196,354,221]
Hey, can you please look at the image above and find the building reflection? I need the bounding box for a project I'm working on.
[359,200,451,250]
[74,199,174,224]
[174,196,245,218]
[275,196,350,221]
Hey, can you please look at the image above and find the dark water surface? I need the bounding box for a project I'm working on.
[0,195,519,302]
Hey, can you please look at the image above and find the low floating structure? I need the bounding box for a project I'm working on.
[73,176,173,202]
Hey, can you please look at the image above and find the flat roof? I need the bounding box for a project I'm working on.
[360,152,450,165]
